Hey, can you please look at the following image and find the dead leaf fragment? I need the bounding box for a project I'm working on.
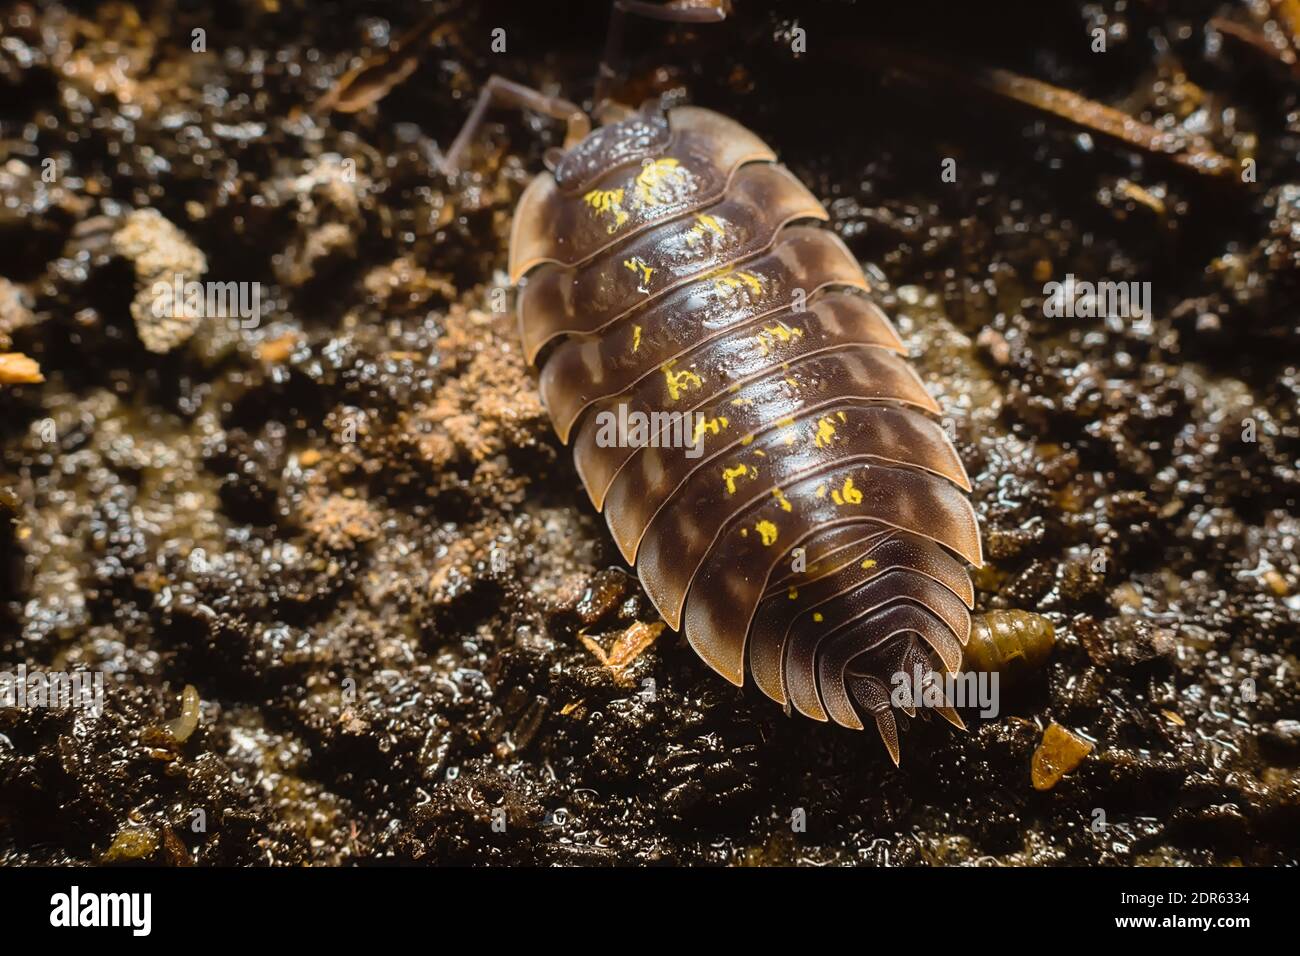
[580,621,665,683]
[1032,722,1094,790]
[316,14,449,114]
[256,331,299,363]
[0,352,44,385]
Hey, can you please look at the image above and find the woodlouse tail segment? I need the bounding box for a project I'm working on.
[845,674,902,766]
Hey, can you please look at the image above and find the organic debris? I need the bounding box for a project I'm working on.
[0,353,43,385]
[111,209,208,353]
[580,621,666,683]
[1032,723,1095,791]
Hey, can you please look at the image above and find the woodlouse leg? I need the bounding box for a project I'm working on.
[439,75,591,175]
[594,0,731,110]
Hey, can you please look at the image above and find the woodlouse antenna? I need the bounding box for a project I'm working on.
[594,0,732,110]
[441,2,730,177]
[439,76,590,176]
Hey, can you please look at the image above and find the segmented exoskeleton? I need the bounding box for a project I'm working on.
[510,102,984,763]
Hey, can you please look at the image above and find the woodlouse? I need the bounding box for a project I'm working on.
[439,3,1029,763]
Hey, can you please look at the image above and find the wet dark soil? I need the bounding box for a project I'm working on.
[1,0,1298,865]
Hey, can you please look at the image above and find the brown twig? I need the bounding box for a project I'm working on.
[1210,14,1300,80]
[316,12,451,114]
[855,41,1239,182]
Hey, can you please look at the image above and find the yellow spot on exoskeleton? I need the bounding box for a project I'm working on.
[787,587,798,600]
[837,411,847,422]
[623,256,654,287]
[814,416,838,448]
[771,488,793,512]
[583,187,628,232]
[693,415,729,444]
[739,433,754,447]
[755,520,779,546]
[813,612,824,623]
[831,477,864,506]
[776,415,797,446]
[635,158,688,206]
[861,558,877,570]
[684,213,726,247]
[661,360,702,401]
[714,269,763,298]
[631,325,642,352]
[752,449,766,457]
[722,463,756,495]
[730,397,753,407]
[753,321,804,356]
[815,483,828,499]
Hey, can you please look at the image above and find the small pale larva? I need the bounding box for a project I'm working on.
[962,610,1057,684]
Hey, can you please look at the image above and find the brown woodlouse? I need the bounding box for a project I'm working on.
[440,2,1041,762]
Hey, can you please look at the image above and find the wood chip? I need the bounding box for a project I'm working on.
[580,621,665,683]
[981,68,1235,179]
[1031,722,1094,790]
[0,352,44,385]
[316,15,449,114]
[255,331,298,363]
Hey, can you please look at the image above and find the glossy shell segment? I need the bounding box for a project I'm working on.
[509,106,776,283]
